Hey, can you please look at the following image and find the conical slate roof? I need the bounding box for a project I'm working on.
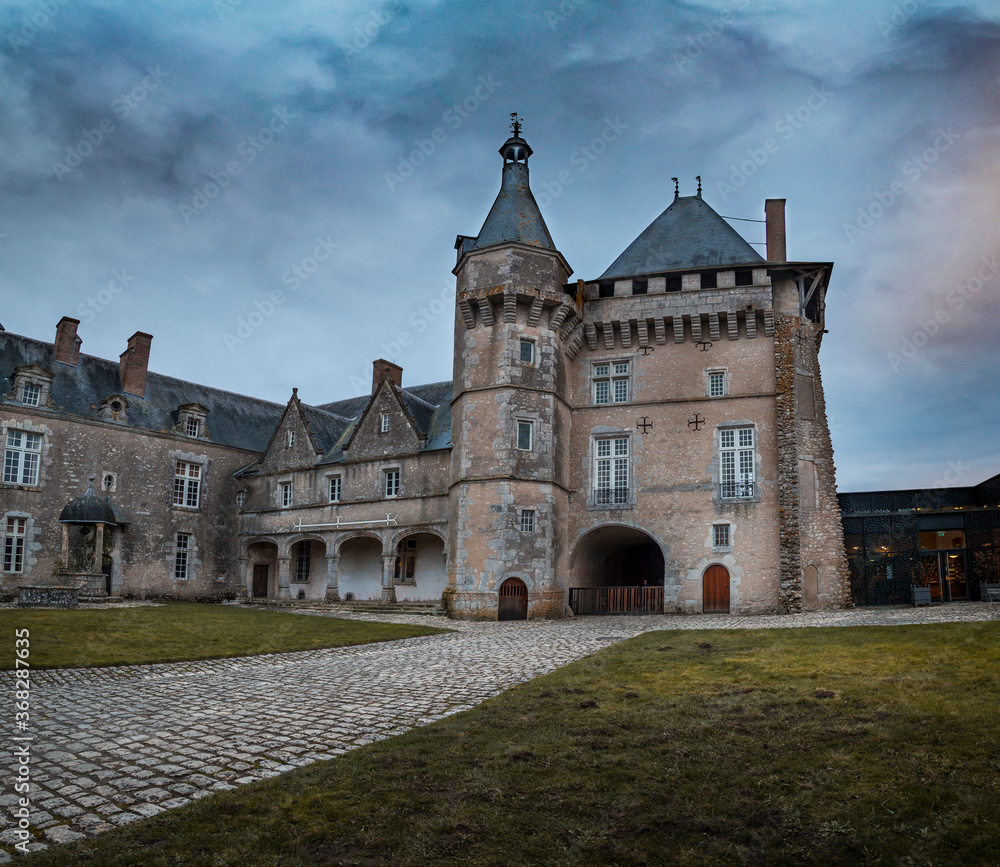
[472,159,554,251]
[600,195,764,279]
[59,477,117,525]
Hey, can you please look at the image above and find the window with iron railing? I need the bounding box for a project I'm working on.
[720,427,755,499]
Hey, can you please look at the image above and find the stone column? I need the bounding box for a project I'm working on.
[381,554,397,604]
[61,524,70,567]
[277,557,291,600]
[239,558,250,598]
[325,555,340,601]
[93,522,105,572]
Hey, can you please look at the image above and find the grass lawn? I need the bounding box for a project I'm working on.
[0,603,446,669]
[21,620,1000,865]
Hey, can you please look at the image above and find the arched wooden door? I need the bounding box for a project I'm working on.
[703,565,730,613]
[498,578,528,621]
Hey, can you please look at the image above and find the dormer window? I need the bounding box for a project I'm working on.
[99,395,130,423]
[185,418,200,437]
[9,365,54,410]
[176,403,208,440]
[21,384,40,407]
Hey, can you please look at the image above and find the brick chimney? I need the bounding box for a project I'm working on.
[119,331,153,397]
[372,359,402,394]
[765,199,787,262]
[54,317,82,366]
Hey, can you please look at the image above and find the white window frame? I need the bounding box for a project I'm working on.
[380,411,390,433]
[172,460,202,509]
[174,533,191,581]
[280,481,293,508]
[720,427,755,499]
[328,475,342,503]
[519,339,535,364]
[592,360,630,405]
[21,383,41,407]
[516,420,533,451]
[713,523,731,548]
[236,490,246,509]
[3,430,42,487]
[384,469,400,498]
[593,436,630,506]
[3,517,27,573]
[286,430,296,448]
[293,540,311,583]
[185,417,200,437]
[519,509,536,532]
[708,371,726,398]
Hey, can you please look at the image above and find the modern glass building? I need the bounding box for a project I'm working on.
[839,473,1000,606]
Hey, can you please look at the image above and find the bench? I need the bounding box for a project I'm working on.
[911,585,933,607]
[981,583,1000,616]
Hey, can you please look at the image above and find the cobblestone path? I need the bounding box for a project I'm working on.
[1,604,995,858]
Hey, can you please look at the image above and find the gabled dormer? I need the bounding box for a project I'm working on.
[174,403,210,440]
[6,364,55,409]
[98,394,130,423]
[342,361,424,461]
[259,388,322,474]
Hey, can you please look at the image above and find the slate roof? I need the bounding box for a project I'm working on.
[600,195,765,280]
[468,161,555,252]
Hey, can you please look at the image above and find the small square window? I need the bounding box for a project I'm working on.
[21,384,40,407]
[701,272,718,289]
[380,412,390,433]
[280,482,292,508]
[735,270,754,286]
[384,469,400,498]
[709,372,725,397]
[185,418,200,437]
[713,524,731,548]
[286,430,296,448]
[519,339,535,364]
[329,476,341,503]
[516,420,533,451]
[519,509,536,532]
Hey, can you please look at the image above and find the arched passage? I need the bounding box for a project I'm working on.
[246,540,279,598]
[288,536,328,601]
[392,532,447,602]
[568,525,665,615]
[498,577,528,621]
[338,536,383,601]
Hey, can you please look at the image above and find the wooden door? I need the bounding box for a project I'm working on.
[703,565,730,613]
[252,564,269,598]
[498,578,528,621]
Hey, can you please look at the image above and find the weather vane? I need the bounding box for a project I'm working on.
[510,112,522,138]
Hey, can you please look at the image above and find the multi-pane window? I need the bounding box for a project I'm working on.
[593,361,629,404]
[713,524,731,548]
[294,541,311,582]
[3,430,42,486]
[720,427,755,499]
[380,412,390,433]
[286,430,296,448]
[709,371,725,397]
[185,418,200,437]
[519,339,535,364]
[21,384,41,407]
[594,437,629,506]
[236,490,246,509]
[519,509,536,532]
[384,469,400,498]
[174,533,190,580]
[394,538,416,584]
[3,517,26,573]
[516,420,533,451]
[280,482,293,507]
[328,476,342,503]
[173,461,201,508]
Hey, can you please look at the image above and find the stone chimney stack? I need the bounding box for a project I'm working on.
[54,317,82,366]
[765,199,787,263]
[119,331,153,397]
[372,359,403,394]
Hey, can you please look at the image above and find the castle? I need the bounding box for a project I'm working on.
[1,123,854,617]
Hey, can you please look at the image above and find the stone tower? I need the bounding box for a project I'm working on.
[447,119,583,619]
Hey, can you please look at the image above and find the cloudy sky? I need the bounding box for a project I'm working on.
[1,0,998,491]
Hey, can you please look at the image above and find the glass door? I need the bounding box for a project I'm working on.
[918,551,968,602]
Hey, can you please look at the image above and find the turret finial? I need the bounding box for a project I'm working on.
[510,112,522,138]
[671,177,679,200]
[696,175,702,197]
